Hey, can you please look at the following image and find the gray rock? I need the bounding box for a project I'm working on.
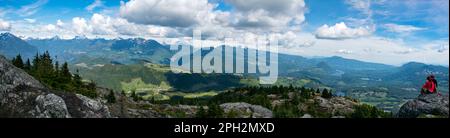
[220,102,273,118]
[33,94,71,118]
[397,94,449,118]
[75,94,111,118]
[301,114,313,118]
[314,96,358,116]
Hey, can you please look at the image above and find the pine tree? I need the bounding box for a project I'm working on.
[72,69,82,87]
[131,90,139,101]
[12,54,24,69]
[60,62,72,83]
[24,59,31,71]
[195,106,207,118]
[107,90,116,103]
[321,89,332,98]
[207,103,224,118]
[300,88,312,99]
[54,60,59,73]
[86,81,97,98]
[31,53,40,74]
[150,96,156,104]
[11,53,99,99]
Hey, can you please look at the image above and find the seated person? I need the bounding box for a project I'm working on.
[421,75,436,95]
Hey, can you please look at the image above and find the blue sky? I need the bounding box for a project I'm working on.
[0,0,448,66]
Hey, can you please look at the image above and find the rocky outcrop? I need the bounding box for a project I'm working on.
[0,55,111,118]
[220,102,273,118]
[74,94,111,118]
[313,96,359,116]
[397,94,449,118]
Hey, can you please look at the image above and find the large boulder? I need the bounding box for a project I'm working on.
[220,102,273,118]
[397,94,449,118]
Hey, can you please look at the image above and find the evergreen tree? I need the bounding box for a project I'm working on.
[195,106,207,118]
[322,89,332,98]
[72,70,82,87]
[24,59,31,71]
[12,54,24,69]
[11,53,99,99]
[107,90,116,103]
[60,62,72,83]
[54,60,59,73]
[86,81,97,97]
[300,88,312,99]
[131,90,139,101]
[150,96,156,104]
[207,103,224,118]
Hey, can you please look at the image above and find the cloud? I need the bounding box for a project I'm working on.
[225,0,306,31]
[423,40,449,53]
[279,34,449,66]
[90,13,116,35]
[371,0,448,36]
[44,24,57,31]
[336,49,354,54]
[315,22,372,39]
[56,19,64,27]
[118,0,307,37]
[86,0,104,12]
[383,23,426,33]
[17,0,48,17]
[119,0,214,27]
[72,17,92,35]
[345,0,371,15]
[0,19,11,31]
[65,13,176,38]
[24,18,36,23]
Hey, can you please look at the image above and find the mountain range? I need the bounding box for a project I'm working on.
[1,32,448,112]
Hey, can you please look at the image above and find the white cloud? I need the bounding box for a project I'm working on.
[383,23,426,33]
[119,0,215,27]
[17,0,48,17]
[345,0,371,15]
[86,0,104,12]
[56,19,64,27]
[225,0,306,31]
[315,22,372,39]
[336,49,354,54]
[44,24,56,31]
[118,0,307,37]
[24,18,36,23]
[90,13,116,35]
[72,17,92,35]
[0,19,11,31]
[279,34,449,66]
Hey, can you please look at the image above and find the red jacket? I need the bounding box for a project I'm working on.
[422,80,436,92]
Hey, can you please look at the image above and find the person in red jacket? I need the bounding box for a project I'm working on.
[421,75,436,95]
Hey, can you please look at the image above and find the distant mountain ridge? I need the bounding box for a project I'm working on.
[1,33,449,112]
[0,32,38,59]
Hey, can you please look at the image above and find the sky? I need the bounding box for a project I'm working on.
[0,0,448,66]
